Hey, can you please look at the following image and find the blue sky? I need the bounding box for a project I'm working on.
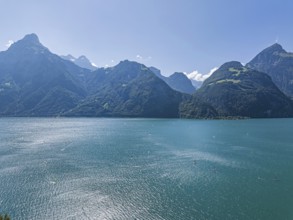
[0,0,293,77]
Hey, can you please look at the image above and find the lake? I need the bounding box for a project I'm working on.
[0,118,292,220]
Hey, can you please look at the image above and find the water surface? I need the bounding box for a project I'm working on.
[0,118,292,219]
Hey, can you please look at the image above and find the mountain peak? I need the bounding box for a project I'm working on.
[219,61,243,70]
[247,43,293,97]
[78,55,87,60]
[247,44,288,72]
[259,43,286,55]
[61,54,76,62]
[202,61,251,87]
[268,43,283,50]
[196,59,293,118]
[167,72,196,94]
[7,33,47,55]
[22,33,40,43]
[61,54,97,71]
[116,60,142,68]
[171,72,186,77]
[118,59,134,64]
[148,66,162,78]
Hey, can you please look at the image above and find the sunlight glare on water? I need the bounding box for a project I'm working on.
[0,118,293,220]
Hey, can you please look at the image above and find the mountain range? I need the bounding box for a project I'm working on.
[61,54,97,71]
[0,33,293,119]
[0,34,211,118]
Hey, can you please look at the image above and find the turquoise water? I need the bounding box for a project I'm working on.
[0,118,293,220]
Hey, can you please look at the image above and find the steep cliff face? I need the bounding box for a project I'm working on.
[247,43,293,98]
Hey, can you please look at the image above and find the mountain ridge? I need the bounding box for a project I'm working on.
[1,34,293,119]
[61,54,97,71]
[0,34,90,116]
[247,43,293,98]
[148,67,196,94]
[0,34,213,118]
[192,61,293,118]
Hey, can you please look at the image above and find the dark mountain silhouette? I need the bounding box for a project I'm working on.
[192,61,293,118]
[1,34,292,119]
[0,34,211,118]
[67,60,185,117]
[247,43,293,98]
[0,34,89,116]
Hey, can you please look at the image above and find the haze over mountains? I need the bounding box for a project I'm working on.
[61,54,98,71]
[0,33,293,118]
[148,67,196,94]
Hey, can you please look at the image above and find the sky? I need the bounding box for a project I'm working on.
[0,0,293,78]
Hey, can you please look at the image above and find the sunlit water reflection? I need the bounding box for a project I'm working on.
[0,118,293,219]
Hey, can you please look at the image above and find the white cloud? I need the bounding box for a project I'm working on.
[91,62,98,67]
[5,40,14,48]
[185,67,218,82]
[102,60,117,69]
[135,54,152,62]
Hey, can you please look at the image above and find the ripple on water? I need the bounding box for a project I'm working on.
[0,118,293,220]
